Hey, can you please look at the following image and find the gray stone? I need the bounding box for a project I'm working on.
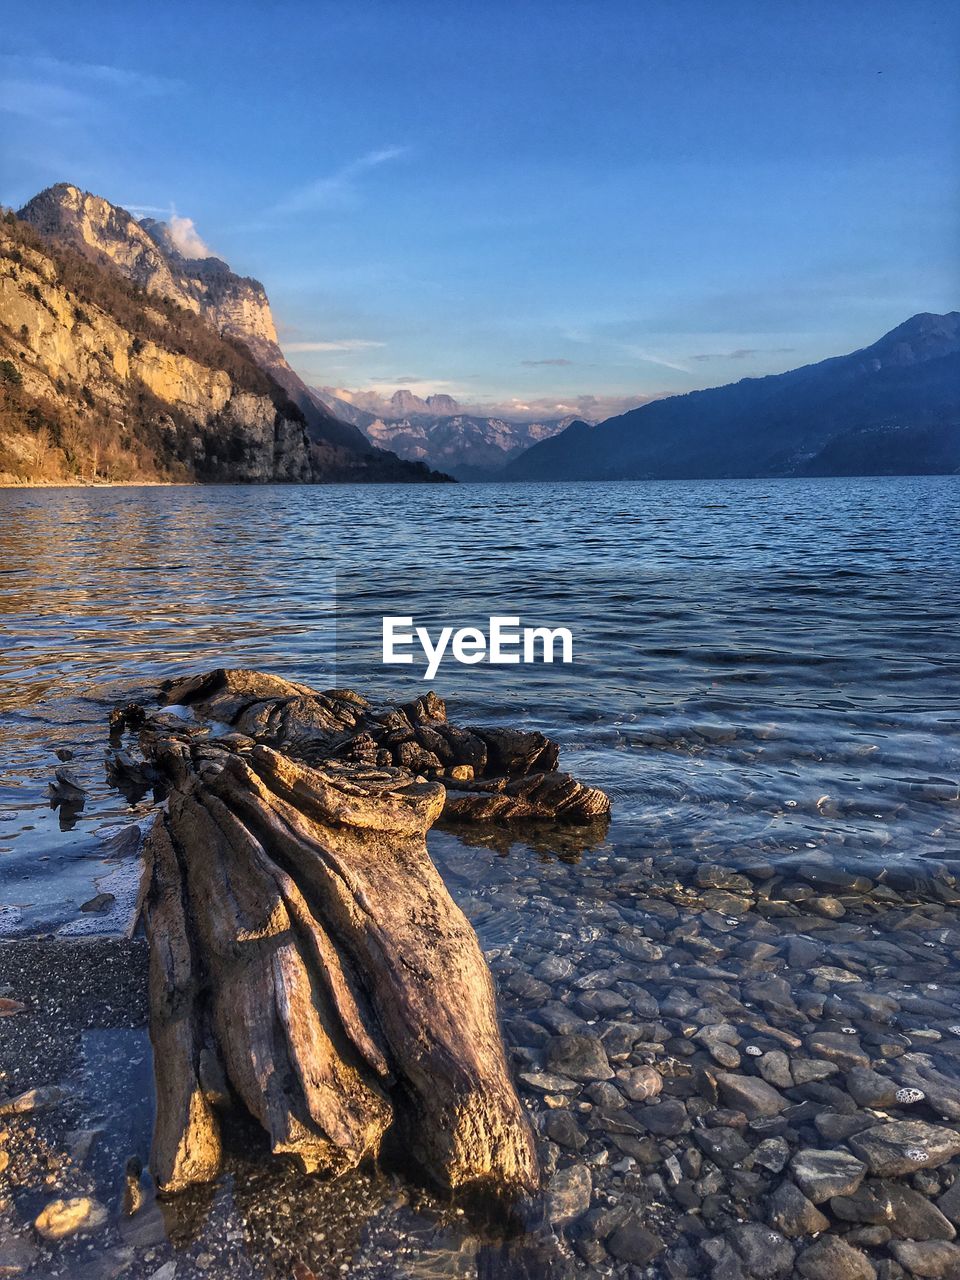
[937,1179,960,1228]
[697,1023,743,1069]
[616,1065,662,1101]
[815,1111,876,1143]
[546,1034,613,1082]
[754,1137,791,1173]
[642,1098,689,1137]
[717,1072,787,1119]
[696,865,753,893]
[79,892,116,913]
[846,1067,900,1109]
[695,1126,752,1168]
[586,1081,625,1109]
[759,1051,794,1089]
[538,1003,589,1035]
[793,1059,840,1085]
[831,1184,894,1225]
[796,1236,877,1280]
[607,1216,665,1265]
[807,1031,871,1071]
[0,1237,40,1273]
[543,1109,587,1150]
[546,1164,592,1224]
[728,1222,796,1279]
[766,1181,830,1238]
[889,1240,960,1279]
[848,1122,960,1177]
[791,1149,867,1203]
[846,1227,892,1249]
[885,1184,956,1241]
[518,1071,579,1094]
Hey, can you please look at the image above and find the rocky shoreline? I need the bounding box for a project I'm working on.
[1,677,960,1278]
[3,851,960,1277]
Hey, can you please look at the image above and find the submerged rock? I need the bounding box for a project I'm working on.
[546,1165,592,1224]
[766,1181,830,1237]
[848,1122,960,1177]
[791,1149,867,1202]
[34,1197,109,1240]
[795,1236,876,1280]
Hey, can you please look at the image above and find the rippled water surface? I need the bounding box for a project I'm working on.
[1,476,958,931]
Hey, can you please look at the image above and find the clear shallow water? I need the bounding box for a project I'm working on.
[0,476,958,931]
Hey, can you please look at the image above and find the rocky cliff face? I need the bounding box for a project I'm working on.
[0,213,314,483]
[5,185,448,483]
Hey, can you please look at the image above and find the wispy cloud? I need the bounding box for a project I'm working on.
[286,339,386,353]
[625,347,691,374]
[272,146,409,215]
[0,53,180,97]
[521,357,574,367]
[0,79,87,123]
[690,346,797,362]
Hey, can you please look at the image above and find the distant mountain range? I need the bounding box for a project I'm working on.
[502,313,960,481]
[0,184,447,484]
[313,387,574,479]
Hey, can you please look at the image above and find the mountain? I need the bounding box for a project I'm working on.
[7,184,446,483]
[0,211,313,482]
[312,387,573,478]
[502,313,960,481]
[360,413,573,480]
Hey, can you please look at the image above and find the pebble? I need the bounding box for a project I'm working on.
[807,1031,870,1071]
[0,1085,70,1116]
[727,1222,796,1279]
[606,1216,664,1265]
[615,1065,662,1101]
[34,1196,109,1240]
[888,1240,960,1279]
[846,1067,900,1108]
[545,1034,613,1082]
[849,1122,960,1177]
[758,1050,794,1089]
[766,1181,830,1237]
[545,1164,592,1224]
[795,1235,877,1280]
[716,1071,787,1119]
[790,1149,868,1202]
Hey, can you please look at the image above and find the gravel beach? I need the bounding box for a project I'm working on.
[3,843,960,1279]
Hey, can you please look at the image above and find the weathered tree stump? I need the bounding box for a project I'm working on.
[159,667,610,824]
[128,670,609,1203]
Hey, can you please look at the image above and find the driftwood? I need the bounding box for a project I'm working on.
[158,668,610,824]
[129,671,608,1203]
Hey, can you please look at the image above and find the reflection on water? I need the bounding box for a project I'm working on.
[1,477,957,928]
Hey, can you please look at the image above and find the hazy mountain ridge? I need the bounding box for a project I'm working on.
[313,386,574,477]
[502,313,960,481]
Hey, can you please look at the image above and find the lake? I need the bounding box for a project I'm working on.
[1,476,958,933]
[1,476,960,1277]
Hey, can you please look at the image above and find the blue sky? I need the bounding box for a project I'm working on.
[2,1,957,417]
